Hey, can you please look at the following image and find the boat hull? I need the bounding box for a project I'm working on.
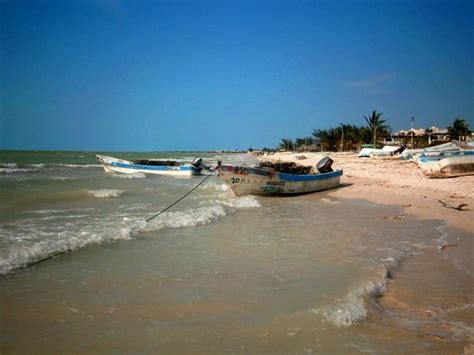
[418,154,474,177]
[217,164,343,196]
[96,155,202,176]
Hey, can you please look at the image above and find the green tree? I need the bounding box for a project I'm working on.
[364,110,389,147]
[278,138,295,151]
[448,118,471,140]
[312,128,340,151]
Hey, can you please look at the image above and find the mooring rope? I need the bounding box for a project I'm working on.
[146,162,221,223]
[19,162,221,271]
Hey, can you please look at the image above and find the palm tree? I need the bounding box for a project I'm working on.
[312,128,340,151]
[448,118,471,140]
[364,110,389,148]
[278,138,295,151]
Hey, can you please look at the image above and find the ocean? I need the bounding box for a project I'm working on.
[1,151,472,353]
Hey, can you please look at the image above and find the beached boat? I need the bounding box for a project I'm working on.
[96,154,205,176]
[217,157,343,196]
[401,142,463,161]
[358,145,399,158]
[418,151,474,177]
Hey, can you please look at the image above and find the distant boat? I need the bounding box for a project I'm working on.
[96,154,205,176]
[217,157,343,196]
[418,151,474,177]
[401,142,463,161]
[358,145,399,158]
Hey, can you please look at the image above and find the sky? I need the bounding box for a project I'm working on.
[1,0,473,151]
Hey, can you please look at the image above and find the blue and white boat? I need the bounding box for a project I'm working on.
[96,154,205,176]
[417,151,474,177]
[217,158,342,196]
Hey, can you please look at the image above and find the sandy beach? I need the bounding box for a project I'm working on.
[1,151,473,353]
[256,151,474,353]
[257,151,474,233]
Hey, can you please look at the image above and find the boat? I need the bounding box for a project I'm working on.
[217,157,343,196]
[358,145,399,158]
[96,154,206,176]
[417,151,474,177]
[401,142,463,161]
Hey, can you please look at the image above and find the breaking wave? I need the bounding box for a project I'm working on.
[215,196,261,209]
[86,189,125,198]
[51,176,77,181]
[311,256,404,327]
[201,181,230,192]
[0,167,39,174]
[0,201,250,275]
[143,205,226,231]
[0,163,18,168]
[55,164,101,168]
[110,172,146,179]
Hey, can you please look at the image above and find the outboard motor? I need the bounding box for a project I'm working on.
[192,158,212,171]
[316,157,334,173]
[390,144,407,156]
[192,158,203,166]
[192,158,204,170]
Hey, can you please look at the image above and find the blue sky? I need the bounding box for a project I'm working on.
[1,0,472,151]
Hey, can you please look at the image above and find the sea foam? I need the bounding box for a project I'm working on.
[144,205,227,231]
[0,205,229,275]
[216,196,261,209]
[55,164,101,168]
[86,189,125,198]
[311,252,409,327]
[312,266,389,327]
[0,167,38,174]
[110,172,146,179]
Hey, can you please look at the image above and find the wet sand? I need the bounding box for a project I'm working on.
[1,151,473,353]
[259,151,474,233]
[258,151,474,353]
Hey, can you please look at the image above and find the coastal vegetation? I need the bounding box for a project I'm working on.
[448,118,471,140]
[364,110,389,148]
[272,114,470,152]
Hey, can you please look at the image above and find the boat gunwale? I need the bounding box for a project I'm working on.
[218,164,343,182]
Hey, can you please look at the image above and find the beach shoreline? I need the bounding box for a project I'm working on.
[254,151,474,353]
[254,151,474,234]
[1,151,473,353]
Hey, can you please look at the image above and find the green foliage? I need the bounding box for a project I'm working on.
[311,124,375,151]
[363,110,390,147]
[448,118,471,139]
[278,138,295,151]
[276,110,394,152]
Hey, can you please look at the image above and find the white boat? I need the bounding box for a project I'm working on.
[358,146,398,158]
[96,154,205,176]
[217,158,343,196]
[401,142,462,161]
[418,151,474,177]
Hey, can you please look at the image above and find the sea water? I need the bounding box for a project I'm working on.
[0,151,472,353]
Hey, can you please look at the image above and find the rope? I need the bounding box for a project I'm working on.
[145,163,220,223]
[19,163,220,271]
